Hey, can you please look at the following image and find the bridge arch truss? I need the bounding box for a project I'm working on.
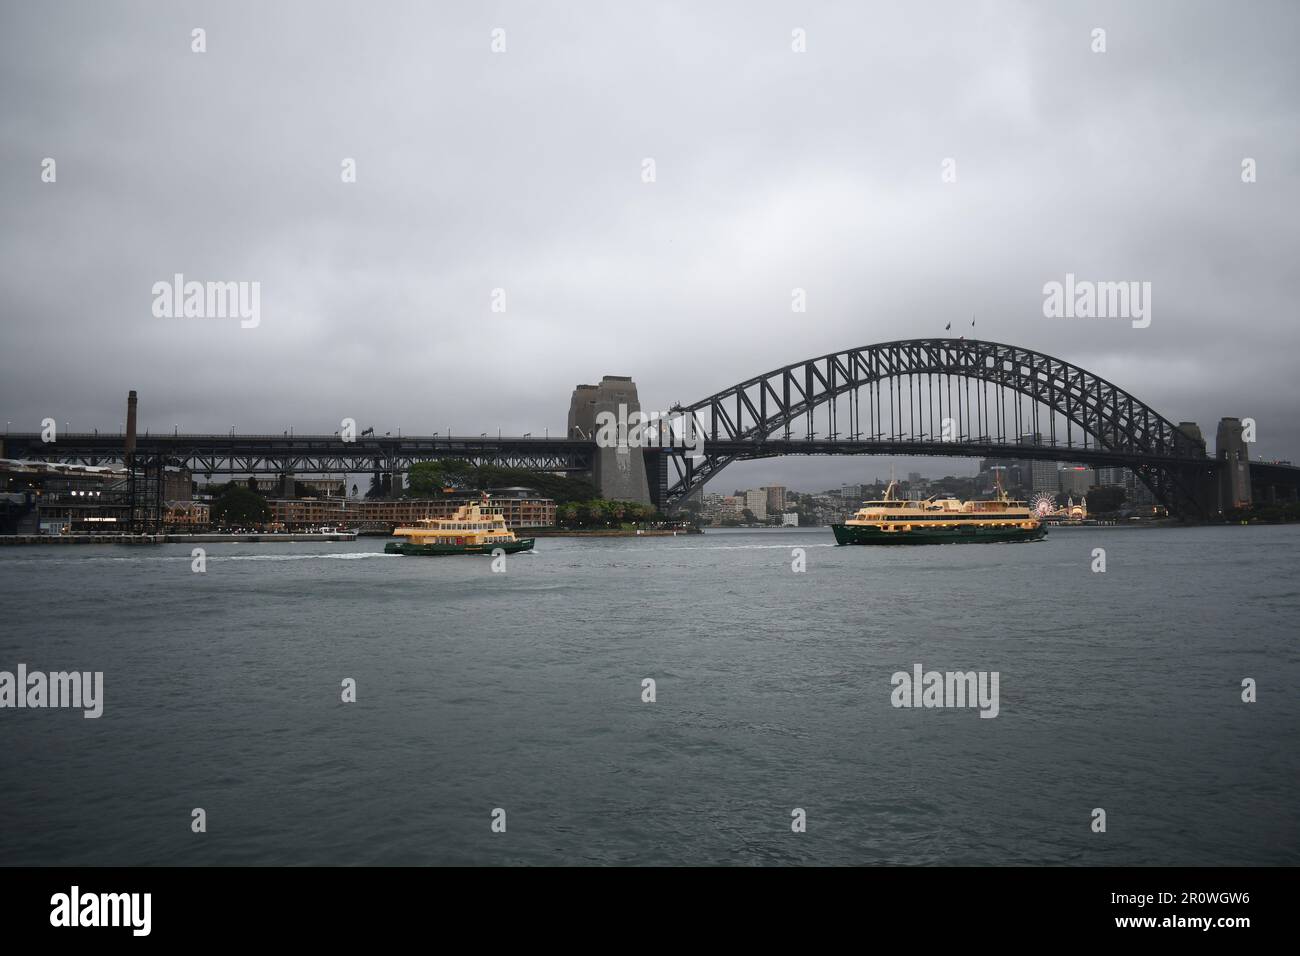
[661,338,1216,517]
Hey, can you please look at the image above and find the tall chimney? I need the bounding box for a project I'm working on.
[125,390,138,466]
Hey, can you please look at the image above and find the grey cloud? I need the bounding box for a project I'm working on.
[1,0,1296,489]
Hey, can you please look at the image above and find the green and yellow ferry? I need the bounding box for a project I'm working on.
[832,480,1046,546]
[385,496,535,556]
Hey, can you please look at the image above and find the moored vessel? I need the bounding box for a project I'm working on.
[384,495,535,556]
[831,480,1046,545]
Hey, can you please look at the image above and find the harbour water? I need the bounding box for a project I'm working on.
[1,524,1296,866]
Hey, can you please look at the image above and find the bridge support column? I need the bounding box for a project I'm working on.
[644,450,668,513]
[567,376,653,506]
[1215,418,1252,513]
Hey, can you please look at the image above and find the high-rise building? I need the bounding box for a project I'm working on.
[1031,459,1060,494]
[764,486,786,514]
[1096,466,1126,487]
[1129,475,1155,506]
[1059,466,1095,497]
[744,489,768,520]
[1017,433,1058,494]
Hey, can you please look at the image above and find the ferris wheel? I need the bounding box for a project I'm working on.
[1029,492,1057,517]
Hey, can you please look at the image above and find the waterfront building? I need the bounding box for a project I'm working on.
[764,485,786,514]
[162,467,193,502]
[268,497,346,528]
[269,488,556,530]
[743,489,768,520]
[780,512,799,527]
[440,487,555,528]
[1,459,131,533]
[164,500,210,528]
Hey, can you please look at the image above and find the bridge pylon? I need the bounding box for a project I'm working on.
[567,376,653,507]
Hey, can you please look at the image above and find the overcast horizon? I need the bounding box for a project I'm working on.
[2,1,1297,492]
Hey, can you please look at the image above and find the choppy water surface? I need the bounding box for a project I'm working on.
[1,524,1297,865]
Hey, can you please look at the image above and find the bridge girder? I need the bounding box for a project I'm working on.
[2,436,592,478]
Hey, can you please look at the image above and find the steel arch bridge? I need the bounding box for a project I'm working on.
[2,337,1254,520]
[655,338,1219,517]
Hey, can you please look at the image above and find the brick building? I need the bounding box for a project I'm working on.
[267,487,555,530]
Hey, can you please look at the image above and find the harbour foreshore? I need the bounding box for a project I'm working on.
[0,533,359,545]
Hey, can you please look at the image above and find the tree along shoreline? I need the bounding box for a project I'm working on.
[404,461,683,530]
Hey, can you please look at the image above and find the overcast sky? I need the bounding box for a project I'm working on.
[2,0,1296,491]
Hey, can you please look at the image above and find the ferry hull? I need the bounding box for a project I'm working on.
[384,538,535,556]
[831,524,1046,545]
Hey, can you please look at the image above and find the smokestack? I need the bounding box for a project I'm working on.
[125,390,138,466]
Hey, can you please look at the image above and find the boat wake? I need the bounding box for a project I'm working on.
[222,552,397,561]
[645,543,837,551]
